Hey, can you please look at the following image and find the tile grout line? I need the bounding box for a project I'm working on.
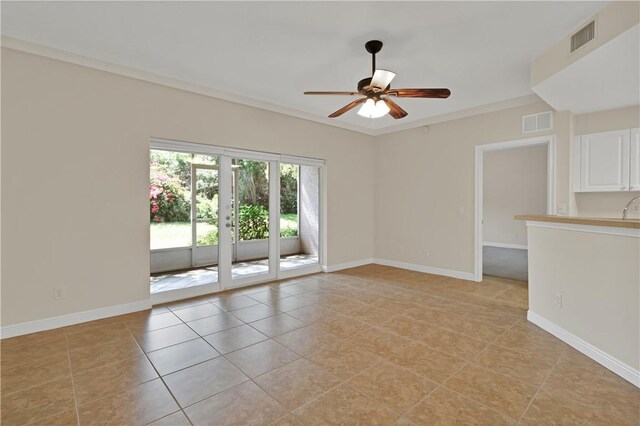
[132,324,195,426]
[67,317,195,425]
[394,312,521,423]
[384,301,526,422]
[514,345,568,425]
[65,334,82,426]
[274,308,475,423]
[248,306,415,422]
[286,357,391,423]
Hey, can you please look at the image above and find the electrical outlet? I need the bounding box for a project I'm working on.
[556,294,563,308]
[424,249,430,257]
[53,286,66,300]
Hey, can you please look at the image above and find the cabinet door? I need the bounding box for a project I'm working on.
[580,130,630,192]
[630,128,640,191]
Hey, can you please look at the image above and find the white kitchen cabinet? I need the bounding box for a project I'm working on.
[630,128,640,191]
[575,129,630,192]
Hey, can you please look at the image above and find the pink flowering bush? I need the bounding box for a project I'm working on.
[149,169,190,222]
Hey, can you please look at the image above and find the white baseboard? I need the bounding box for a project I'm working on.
[483,242,528,250]
[373,258,477,281]
[322,258,374,273]
[527,311,639,388]
[1,299,152,339]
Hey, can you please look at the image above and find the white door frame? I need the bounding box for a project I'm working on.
[474,135,556,282]
[149,138,326,303]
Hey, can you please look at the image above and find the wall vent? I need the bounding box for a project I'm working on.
[571,20,595,53]
[522,111,553,133]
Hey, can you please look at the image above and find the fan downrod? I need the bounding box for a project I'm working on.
[365,40,383,78]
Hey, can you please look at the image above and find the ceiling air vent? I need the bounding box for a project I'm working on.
[522,111,552,133]
[571,20,595,53]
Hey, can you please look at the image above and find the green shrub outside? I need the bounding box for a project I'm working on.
[196,194,218,219]
[280,227,298,237]
[197,226,219,245]
[238,205,269,240]
[280,163,298,215]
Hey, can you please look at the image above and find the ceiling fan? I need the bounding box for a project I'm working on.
[304,40,451,119]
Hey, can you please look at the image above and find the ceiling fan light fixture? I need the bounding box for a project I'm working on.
[357,98,389,118]
[306,40,450,120]
[374,99,390,117]
[357,98,375,117]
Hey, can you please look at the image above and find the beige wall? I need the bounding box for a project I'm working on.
[1,48,375,326]
[574,105,640,134]
[531,1,640,86]
[527,224,639,372]
[573,106,640,218]
[374,102,567,274]
[483,145,548,246]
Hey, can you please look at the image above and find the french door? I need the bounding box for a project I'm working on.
[150,140,323,302]
[218,155,278,288]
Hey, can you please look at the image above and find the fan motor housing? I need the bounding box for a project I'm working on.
[358,77,389,94]
[357,78,372,93]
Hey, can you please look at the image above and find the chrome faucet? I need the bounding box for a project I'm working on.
[622,195,640,220]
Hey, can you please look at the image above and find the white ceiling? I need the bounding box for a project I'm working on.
[1,1,606,135]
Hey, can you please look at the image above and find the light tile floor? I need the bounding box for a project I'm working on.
[150,254,319,293]
[2,265,638,425]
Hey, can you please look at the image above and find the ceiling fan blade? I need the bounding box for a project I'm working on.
[304,91,360,96]
[328,98,366,118]
[371,70,396,90]
[387,88,451,98]
[382,98,408,119]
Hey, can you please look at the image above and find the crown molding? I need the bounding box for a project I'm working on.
[2,36,543,137]
[372,94,544,136]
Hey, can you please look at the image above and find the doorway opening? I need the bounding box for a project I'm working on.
[474,136,555,284]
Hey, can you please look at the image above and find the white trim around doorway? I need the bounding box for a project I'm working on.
[474,135,556,282]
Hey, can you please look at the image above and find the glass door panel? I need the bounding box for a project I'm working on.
[280,164,320,271]
[229,158,272,280]
[194,167,219,247]
[191,164,220,285]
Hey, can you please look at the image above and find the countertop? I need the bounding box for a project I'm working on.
[515,214,640,229]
